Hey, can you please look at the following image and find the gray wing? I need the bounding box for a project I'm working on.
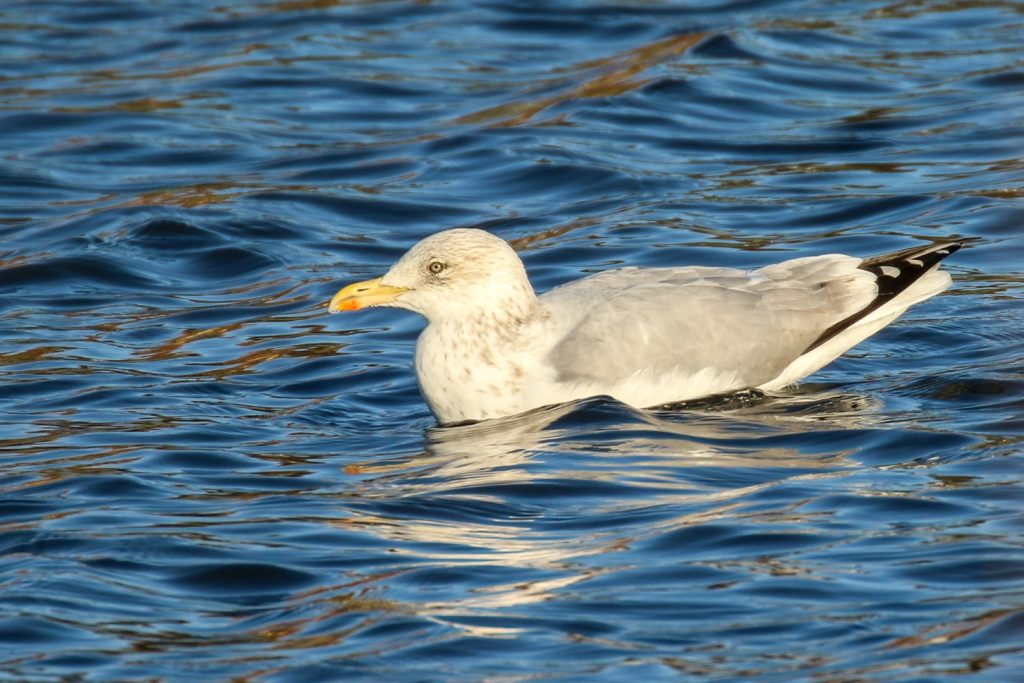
[540,256,877,387]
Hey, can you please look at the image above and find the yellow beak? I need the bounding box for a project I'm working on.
[328,277,408,312]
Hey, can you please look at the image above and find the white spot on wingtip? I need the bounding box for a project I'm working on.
[880,265,900,278]
[907,258,924,266]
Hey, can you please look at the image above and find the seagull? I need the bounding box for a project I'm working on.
[329,229,960,425]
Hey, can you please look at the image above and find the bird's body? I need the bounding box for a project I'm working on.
[330,229,959,425]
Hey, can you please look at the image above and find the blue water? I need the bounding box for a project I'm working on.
[2,1,1023,680]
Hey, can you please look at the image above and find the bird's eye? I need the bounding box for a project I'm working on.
[427,261,446,275]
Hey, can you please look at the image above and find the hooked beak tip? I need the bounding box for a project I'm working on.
[328,277,408,313]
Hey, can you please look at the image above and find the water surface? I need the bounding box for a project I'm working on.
[2,0,1023,680]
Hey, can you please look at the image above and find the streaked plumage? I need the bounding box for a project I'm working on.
[329,229,959,424]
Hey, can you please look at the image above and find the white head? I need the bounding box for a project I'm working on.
[329,229,537,323]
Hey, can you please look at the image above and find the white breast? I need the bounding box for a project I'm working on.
[415,321,534,423]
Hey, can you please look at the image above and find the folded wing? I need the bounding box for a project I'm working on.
[542,242,959,394]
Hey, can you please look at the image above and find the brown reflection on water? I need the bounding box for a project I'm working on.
[506,216,600,252]
[124,182,261,209]
[270,0,428,10]
[456,32,705,128]
[1,417,180,455]
[0,345,64,366]
[53,97,185,114]
[883,607,1020,651]
[137,323,246,361]
[129,278,323,364]
[739,161,915,177]
[195,343,346,381]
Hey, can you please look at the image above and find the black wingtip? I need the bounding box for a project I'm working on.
[859,241,962,272]
[858,242,961,297]
[802,240,961,355]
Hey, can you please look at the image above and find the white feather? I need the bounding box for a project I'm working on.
[348,229,957,424]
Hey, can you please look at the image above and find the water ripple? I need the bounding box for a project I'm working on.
[1,0,1023,680]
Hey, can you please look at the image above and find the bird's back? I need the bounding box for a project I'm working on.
[537,245,957,405]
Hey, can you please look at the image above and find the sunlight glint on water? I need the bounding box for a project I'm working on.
[0,1,1023,680]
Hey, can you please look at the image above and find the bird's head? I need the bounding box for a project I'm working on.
[328,229,536,322]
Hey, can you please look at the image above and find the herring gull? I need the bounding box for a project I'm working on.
[329,229,960,425]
